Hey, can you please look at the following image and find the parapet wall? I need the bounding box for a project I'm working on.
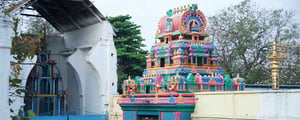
[109,95,123,120]
[192,90,300,120]
[109,90,300,120]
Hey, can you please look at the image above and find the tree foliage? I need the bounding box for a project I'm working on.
[11,17,40,63]
[26,17,60,35]
[280,43,300,84]
[107,15,147,94]
[209,0,300,84]
[0,0,19,12]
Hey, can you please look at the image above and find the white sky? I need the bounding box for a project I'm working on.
[94,0,300,50]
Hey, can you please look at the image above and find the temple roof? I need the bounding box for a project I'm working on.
[5,0,107,33]
[31,0,106,32]
[157,13,183,35]
[156,4,207,38]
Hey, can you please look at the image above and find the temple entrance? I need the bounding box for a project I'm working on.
[138,115,159,120]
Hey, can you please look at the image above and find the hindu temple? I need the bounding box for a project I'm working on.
[118,4,245,120]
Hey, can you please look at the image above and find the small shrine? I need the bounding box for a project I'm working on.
[118,4,245,120]
[24,36,67,116]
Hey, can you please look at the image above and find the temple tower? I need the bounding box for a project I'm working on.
[119,4,246,120]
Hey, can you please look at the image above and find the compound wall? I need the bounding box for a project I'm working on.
[192,90,300,120]
[109,90,300,120]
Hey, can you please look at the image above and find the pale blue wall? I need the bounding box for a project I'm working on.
[33,115,107,120]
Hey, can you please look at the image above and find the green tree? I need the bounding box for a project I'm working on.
[26,17,60,35]
[279,42,300,85]
[107,15,147,94]
[209,0,299,84]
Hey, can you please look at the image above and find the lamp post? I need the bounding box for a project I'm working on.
[266,39,287,90]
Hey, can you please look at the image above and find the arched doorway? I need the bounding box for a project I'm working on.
[24,49,66,116]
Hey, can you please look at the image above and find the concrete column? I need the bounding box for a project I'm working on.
[0,12,13,120]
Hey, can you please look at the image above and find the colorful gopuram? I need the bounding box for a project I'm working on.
[24,37,67,116]
[118,4,245,120]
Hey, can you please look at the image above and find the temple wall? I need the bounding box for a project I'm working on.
[63,21,117,114]
[0,13,13,120]
[46,35,82,114]
[108,95,123,120]
[109,90,300,120]
[12,20,117,115]
[191,90,300,120]
[0,2,117,118]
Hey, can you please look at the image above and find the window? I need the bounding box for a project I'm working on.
[166,38,169,44]
[146,86,150,94]
[160,58,165,67]
[204,57,207,64]
[160,38,164,43]
[172,36,179,41]
[151,61,155,66]
[170,57,173,64]
[184,35,192,40]
[197,57,203,66]
[192,57,196,64]
[194,36,197,41]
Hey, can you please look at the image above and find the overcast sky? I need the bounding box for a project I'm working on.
[94,0,300,50]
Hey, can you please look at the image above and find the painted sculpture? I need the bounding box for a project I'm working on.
[119,4,245,120]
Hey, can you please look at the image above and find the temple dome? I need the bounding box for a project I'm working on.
[156,4,207,38]
[157,14,183,34]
